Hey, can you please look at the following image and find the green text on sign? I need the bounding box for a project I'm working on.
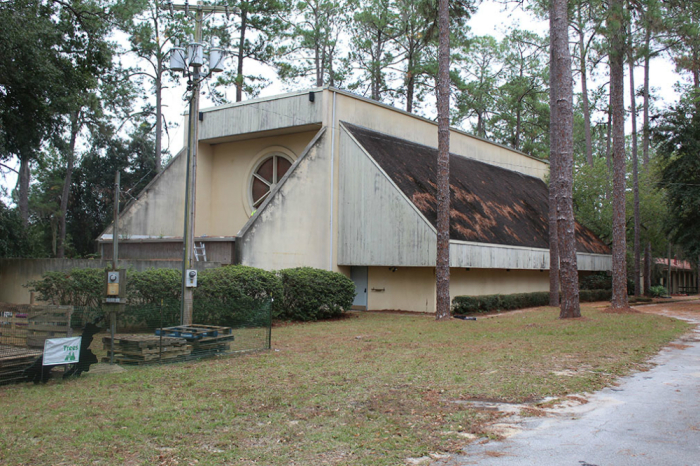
[43,337,82,366]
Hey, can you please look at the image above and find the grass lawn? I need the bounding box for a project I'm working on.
[0,305,690,465]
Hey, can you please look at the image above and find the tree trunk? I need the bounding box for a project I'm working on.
[644,242,652,296]
[154,5,163,173]
[605,94,612,170]
[579,5,593,167]
[667,241,672,294]
[548,3,559,309]
[155,56,163,173]
[315,41,322,87]
[630,54,641,297]
[328,48,335,87]
[406,53,415,113]
[551,0,580,318]
[610,0,628,308]
[435,0,451,321]
[642,26,651,168]
[236,7,248,102]
[18,155,30,227]
[514,105,522,151]
[57,110,81,259]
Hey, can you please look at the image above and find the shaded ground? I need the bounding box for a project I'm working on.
[437,298,700,466]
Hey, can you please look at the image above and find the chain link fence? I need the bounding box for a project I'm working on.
[1,298,272,384]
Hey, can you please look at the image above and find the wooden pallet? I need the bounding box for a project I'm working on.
[0,345,42,384]
[155,324,232,340]
[191,334,235,354]
[102,334,192,365]
[103,334,189,349]
[0,306,73,348]
[153,325,235,356]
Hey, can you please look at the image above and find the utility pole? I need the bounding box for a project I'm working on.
[113,171,120,270]
[166,1,230,325]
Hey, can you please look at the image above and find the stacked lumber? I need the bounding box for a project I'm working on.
[0,346,42,385]
[156,324,235,355]
[102,334,192,365]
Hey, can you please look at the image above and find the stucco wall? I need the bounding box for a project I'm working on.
[206,131,318,237]
[109,150,187,238]
[0,259,219,305]
[366,266,550,313]
[367,266,436,313]
[195,143,215,235]
[328,90,549,180]
[237,131,332,270]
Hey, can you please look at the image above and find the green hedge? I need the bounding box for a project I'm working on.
[27,268,104,307]
[452,289,613,315]
[452,292,550,314]
[27,265,354,323]
[580,272,612,290]
[278,267,356,321]
[128,268,182,304]
[578,289,613,302]
[195,265,282,324]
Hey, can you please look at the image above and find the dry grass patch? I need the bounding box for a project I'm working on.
[0,306,689,465]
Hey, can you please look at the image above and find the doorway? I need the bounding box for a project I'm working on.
[351,266,368,310]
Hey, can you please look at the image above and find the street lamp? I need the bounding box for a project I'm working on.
[164,0,231,325]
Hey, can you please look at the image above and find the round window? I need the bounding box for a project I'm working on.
[250,154,293,209]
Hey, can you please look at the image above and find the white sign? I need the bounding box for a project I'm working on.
[43,337,82,366]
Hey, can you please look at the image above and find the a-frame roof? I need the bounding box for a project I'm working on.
[343,122,610,255]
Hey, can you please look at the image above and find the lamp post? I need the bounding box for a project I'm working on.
[165,0,230,325]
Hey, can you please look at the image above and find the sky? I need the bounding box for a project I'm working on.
[0,0,687,204]
[157,1,686,157]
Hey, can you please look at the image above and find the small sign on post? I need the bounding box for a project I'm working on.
[43,337,82,366]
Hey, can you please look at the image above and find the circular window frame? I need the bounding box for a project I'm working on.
[244,146,296,216]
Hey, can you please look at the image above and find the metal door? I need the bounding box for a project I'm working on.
[351,266,368,308]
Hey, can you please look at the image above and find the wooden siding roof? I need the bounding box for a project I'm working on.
[343,122,610,255]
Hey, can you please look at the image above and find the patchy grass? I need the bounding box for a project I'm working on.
[0,306,690,465]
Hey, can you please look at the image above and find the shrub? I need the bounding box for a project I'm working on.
[452,292,550,314]
[194,265,282,324]
[580,272,612,290]
[26,268,103,307]
[195,265,282,303]
[278,267,356,321]
[649,285,668,297]
[26,265,282,327]
[128,268,182,305]
[579,289,612,302]
[452,289,614,314]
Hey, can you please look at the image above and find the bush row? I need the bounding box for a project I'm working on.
[27,265,355,322]
[452,289,614,315]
